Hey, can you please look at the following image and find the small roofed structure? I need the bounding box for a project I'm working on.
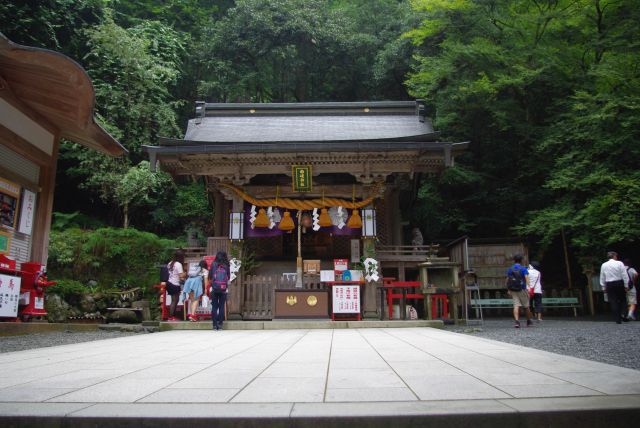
[0,33,124,266]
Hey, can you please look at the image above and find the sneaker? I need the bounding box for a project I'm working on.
[526,319,533,327]
[514,320,520,329]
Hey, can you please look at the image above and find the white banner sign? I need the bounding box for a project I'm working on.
[18,189,36,235]
[332,285,360,314]
[0,274,21,317]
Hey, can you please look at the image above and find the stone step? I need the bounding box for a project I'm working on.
[159,319,444,331]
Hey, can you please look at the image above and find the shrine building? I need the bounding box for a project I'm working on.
[144,101,469,320]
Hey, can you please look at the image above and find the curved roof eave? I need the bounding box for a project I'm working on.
[0,33,126,156]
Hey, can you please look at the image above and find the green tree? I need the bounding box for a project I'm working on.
[83,13,183,157]
[115,161,174,229]
[518,0,640,263]
[405,0,591,238]
[0,0,106,60]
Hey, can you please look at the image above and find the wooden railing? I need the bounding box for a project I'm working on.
[375,244,441,261]
[242,275,326,320]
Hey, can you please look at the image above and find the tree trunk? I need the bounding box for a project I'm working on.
[123,203,129,229]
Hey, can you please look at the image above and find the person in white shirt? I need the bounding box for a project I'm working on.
[527,261,543,322]
[166,249,186,321]
[600,251,630,324]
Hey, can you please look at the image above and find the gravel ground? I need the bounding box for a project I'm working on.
[446,318,640,370]
[0,330,138,353]
[1,320,639,371]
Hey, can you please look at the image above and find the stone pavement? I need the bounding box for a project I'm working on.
[1,327,639,427]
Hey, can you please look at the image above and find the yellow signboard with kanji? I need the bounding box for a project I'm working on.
[292,165,312,192]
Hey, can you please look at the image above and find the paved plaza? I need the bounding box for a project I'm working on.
[1,327,639,427]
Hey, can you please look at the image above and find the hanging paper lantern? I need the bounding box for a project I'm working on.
[278,211,295,231]
[301,212,313,228]
[347,209,362,228]
[318,208,332,227]
[254,208,270,228]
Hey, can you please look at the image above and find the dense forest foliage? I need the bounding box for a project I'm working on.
[1,0,639,283]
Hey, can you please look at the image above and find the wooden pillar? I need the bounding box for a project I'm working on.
[31,136,60,266]
[362,236,379,320]
[385,186,402,246]
[213,190,224,237]
[227,194,244,320]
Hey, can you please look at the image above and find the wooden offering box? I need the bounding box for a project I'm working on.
[274,289,329,319]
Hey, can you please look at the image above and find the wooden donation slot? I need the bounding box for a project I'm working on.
[274,289,329,319]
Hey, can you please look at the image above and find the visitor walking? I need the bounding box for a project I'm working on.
[623,259,637,321]
[600,251,630,324]
[209,251,230,330]
[506,254,533,328]
[528,261,543,322]
[166,249,186,321]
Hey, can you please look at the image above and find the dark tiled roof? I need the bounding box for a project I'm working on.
[179,101,436,143]
[184,115,436,143]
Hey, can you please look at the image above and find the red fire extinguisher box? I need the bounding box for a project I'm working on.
[18,262,56,321]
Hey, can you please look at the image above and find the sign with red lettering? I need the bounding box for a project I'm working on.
[0,273,21,317]
[332,285,360,314]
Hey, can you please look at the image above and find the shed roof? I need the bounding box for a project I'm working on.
[0,33,125,156]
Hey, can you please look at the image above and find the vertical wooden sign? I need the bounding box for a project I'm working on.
[292,165,312,192]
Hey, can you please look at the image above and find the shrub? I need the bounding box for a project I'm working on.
[47,227,178,296]
[46,279,92,299]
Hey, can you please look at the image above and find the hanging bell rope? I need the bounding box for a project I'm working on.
[217,181,383,210]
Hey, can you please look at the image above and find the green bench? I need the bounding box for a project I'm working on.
[471,297,581,317]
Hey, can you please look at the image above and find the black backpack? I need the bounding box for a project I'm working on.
[507,266,523,291]
[159,265,169,283]
[211,264,228,292]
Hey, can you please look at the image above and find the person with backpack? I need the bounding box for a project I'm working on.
[166,249,186,321]
[208,251,230,330]
[505,254,533,328]
[623,259,637,321]
[527,261,543,322]
[182,259,209,322]
[600,251,630,324]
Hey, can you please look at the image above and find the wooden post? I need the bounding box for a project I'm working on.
[561,228,573,289]
[226,239,244,320]
[296,211,303,288]
[584,267,595,316]
[362,236,379,319]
